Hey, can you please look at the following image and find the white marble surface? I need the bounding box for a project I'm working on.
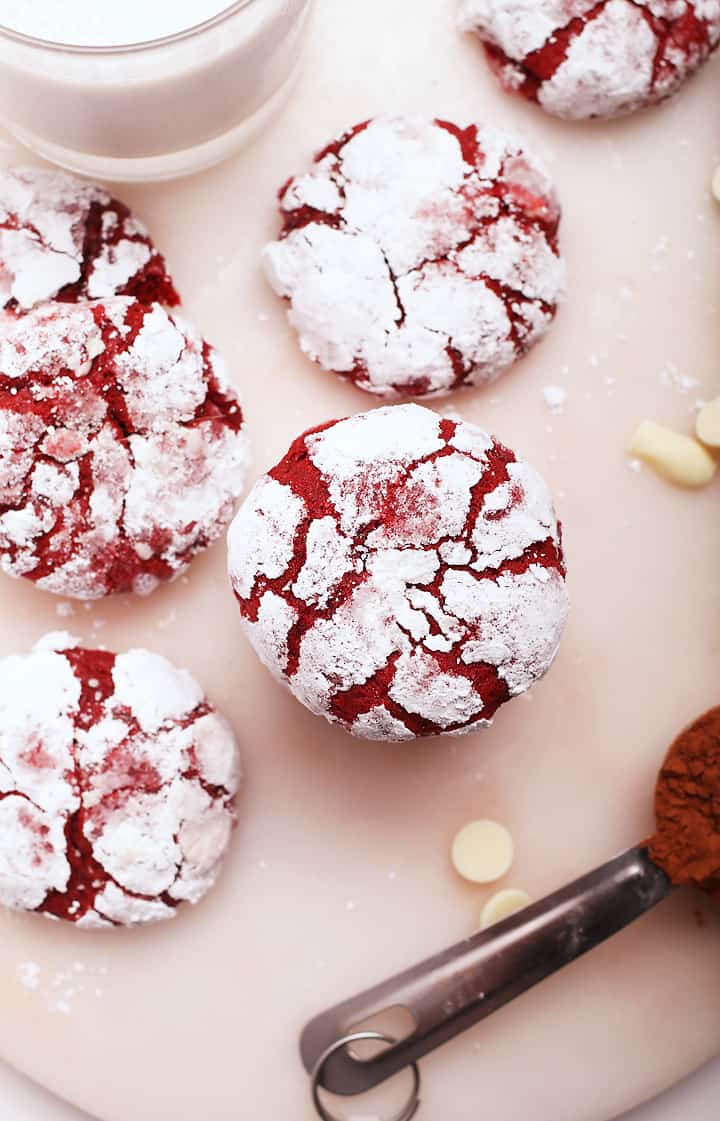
[0,1056,718,1121]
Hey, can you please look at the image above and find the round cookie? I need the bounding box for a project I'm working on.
[458,0,720,121]
[263,115,565,398]
[0,297,250,599]
[228,404,568,740]
[0,165,179,311]
[0,634,241,929]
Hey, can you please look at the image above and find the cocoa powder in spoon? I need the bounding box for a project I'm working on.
[649,707,720,899]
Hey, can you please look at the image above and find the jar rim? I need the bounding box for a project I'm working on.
[0,0,258,55]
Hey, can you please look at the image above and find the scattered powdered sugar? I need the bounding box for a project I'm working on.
[263,115,565,398]
[543,385,568,413]
[228,404,568,741]
[0,166,179,311]
[156,608,178,631]
[659,360,700,394]
[16,961,41,990]
[0,297,250,599]
[16,960,110,1014]
[458,1,720,120]
[0,637,241,928]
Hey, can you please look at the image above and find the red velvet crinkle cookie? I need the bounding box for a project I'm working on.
[458,0,720,120]
[0,297,250,599]
[228,404,568,741]
[263,115,565,398]
[0,165,179,311]
[0,634,240,928]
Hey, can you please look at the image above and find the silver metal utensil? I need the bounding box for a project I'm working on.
[302,845,671,1109]
[311,1031,421,1121]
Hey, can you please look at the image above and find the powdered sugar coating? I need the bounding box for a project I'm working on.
[458,0,720,120]
[228,404,568,741]
[263,116,565,398]
[0,297,250,599]
[0,637,240,928]
[0,166,179,311]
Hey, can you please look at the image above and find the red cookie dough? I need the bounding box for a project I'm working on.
[0,297,250,599]
[263,115,565,398]
[0,635,241,929]
[0,165,179,311]
[228,404,569,741]
[458,0,720,120]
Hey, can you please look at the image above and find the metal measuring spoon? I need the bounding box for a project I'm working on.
[304,704,720,1119]
[302,844,671,1110]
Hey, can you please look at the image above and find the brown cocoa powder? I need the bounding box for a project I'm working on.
[649,706,720,899]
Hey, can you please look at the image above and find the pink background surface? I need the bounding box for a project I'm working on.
[1,1,720,1119]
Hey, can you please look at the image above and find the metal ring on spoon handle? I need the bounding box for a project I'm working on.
[311,1031,421,1121]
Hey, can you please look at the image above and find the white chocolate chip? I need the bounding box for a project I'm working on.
[480,888,531,930]
[696,398,720,449]
[628,420,716,489]
[712,166,720,205]
[451,820,514,884]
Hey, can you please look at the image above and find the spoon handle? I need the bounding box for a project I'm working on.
[301,845,671,1097]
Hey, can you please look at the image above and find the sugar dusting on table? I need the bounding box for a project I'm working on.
[16,960,109,1015]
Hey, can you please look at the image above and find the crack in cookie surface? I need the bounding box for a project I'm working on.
[458,0,720,119]
[263,116,565,399]
[228,404,569,741]
[0,166,179,311]
[0,297,250,599]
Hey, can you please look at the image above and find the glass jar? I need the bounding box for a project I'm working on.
[0,0,313,181]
